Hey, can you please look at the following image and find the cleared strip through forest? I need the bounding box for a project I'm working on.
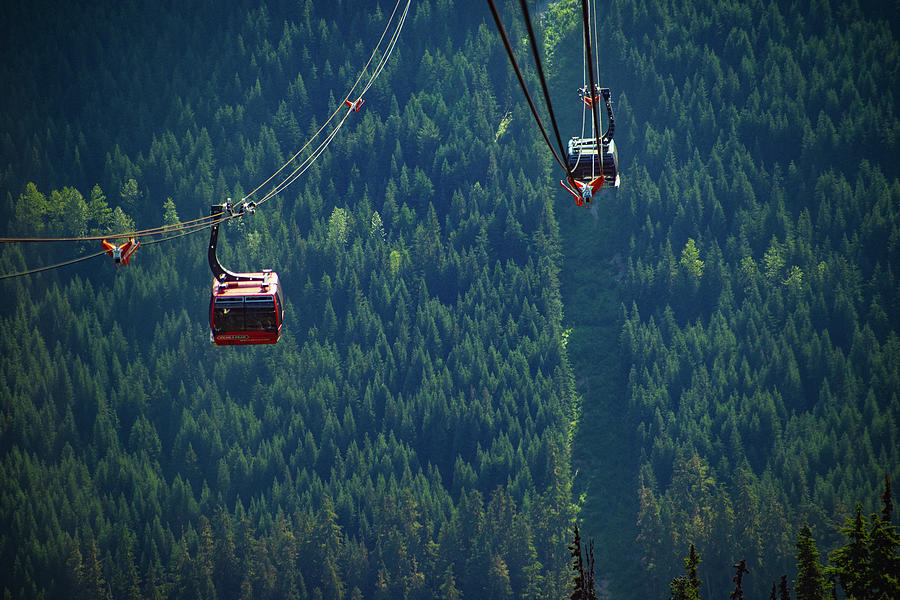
[561,204,641,594]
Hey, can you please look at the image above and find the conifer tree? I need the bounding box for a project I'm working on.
[730,559,749,600]
[85,537,110,600]
[881,473,893,524]
[867,513,900,600]
[686,543,701,599]
[439,565,461,600]
[569,524,586,600]
[568,525,598,600]
[827,504,870,599]
[669,576,690,600]
[869,475,900,600]
[795,525,826,600]
[669,544,701,600]
[65,536,87,600]
[779,574,791,600]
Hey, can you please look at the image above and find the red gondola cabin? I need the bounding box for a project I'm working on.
[210,270,284,345]
[207,202,285,346]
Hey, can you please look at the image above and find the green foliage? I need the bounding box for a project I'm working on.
[668,544,701,600]
[795,525,826,600]
[679,238,704,279]
[822,477,900,600]
[0,1,576,599]
[565,0,900,597]
[162,198,180,226]
[1,0,899,599]
[827,504,870,599]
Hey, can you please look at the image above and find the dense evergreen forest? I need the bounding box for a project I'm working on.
[0,1,898,599]
[553,0,900,598]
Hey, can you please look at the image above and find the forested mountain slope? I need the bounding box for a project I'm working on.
[553,0,900,598]
[0,1,578,598]
[1,0,899,599]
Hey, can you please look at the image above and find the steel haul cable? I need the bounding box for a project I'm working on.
[517,0,570,172]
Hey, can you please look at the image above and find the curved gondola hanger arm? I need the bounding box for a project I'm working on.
[600,87,614,144]
[208,201,265,284]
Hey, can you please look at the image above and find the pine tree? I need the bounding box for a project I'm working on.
[796,525,826,600]
[439,565,461,600]
[867,512,900,600]
[85,537,110,600]
[568,525,598,600]
[881,473,893,524]
[65,536,87,600]
[686,543,701,600]
[669,576,690,600]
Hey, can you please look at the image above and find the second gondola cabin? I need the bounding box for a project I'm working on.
[567,136,620,188]
[567,86,619,190]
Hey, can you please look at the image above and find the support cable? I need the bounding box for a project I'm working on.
[486,0,571,176]
[517,0,572,176]
[581,0,603,156]
[239,0,410,210]
[0,211,223,243]
[0,249,111,280]
[0,214,234,280]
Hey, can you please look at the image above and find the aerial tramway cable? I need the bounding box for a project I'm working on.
[0,0,410,278]
[581,0,603,165]
[0,210,229,243]
[517,0,570,173]
[0,249,111,280]
[244,0,410,212]
[485,0,573,178]
[241,0,411,211]
[0,214,237,280]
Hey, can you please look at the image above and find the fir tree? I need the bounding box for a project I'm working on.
[881,473,893,524]
[569,525,587,600]
[686,543,701,599]
[568,525,598,600]
[867,513,900,600]
[669,576,691,600]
